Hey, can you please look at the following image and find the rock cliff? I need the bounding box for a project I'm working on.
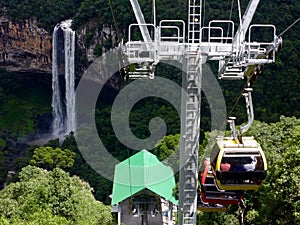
[76,21,120,90]
[0,17,52,73]
[76,21,118,64]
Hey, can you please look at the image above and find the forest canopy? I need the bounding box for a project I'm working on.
[0,165,113,224]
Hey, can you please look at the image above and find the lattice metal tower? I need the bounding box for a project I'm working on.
[178,1,202,224]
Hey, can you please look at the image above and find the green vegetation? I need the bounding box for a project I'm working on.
[0,71,52,189]
[0,97,35,136]
[0,165,113,225]
[95,95,180,161]
[244,117,300,225]
[30,146,76,170]
[154,134,180,162]
[54,134,113,205]
[2,0,82,31]
[0,71,51,137]
[0,151,6,185]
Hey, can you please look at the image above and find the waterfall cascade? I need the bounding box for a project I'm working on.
[51,20,76,138]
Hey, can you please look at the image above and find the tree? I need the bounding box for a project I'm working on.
[0,209,71,225]
[154,134,180,170]
[30,146,76,170]
[0,165,113,225]
[243,116,300,224]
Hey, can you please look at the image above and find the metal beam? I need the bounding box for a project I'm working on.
[239,88,254,136]
[129,0,152,42]
[233,0,260,45]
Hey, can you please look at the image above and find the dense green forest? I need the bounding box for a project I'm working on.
[0,0,300,224]
[0,165,114,224]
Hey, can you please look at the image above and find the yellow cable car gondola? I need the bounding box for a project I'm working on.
[210,136,267,190]
[210,88,267,190]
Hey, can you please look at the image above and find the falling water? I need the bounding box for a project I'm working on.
[51,24,64,137]
[63,21,76,135]
[51,20,76,138]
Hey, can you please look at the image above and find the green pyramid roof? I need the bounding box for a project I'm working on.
[111,150,178,205]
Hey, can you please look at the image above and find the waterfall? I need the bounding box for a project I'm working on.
[51,20,76,138]
[51,24,64,137]
[63,21,76,135]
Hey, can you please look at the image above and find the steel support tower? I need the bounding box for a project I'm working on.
[178,1,202,224]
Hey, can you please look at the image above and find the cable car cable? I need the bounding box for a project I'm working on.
[228,0,234,21]
[227,87,244,119]
[108,0,123,42]
[227,79,249,119]
[279,17,300,37]
[226,0,235,40]
[202,0,206,27]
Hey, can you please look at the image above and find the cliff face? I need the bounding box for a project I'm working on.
[77,21,118,63]
[76,21,120,90]
[0,17,52,73]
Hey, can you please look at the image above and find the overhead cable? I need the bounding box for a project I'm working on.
[279,17,300,37]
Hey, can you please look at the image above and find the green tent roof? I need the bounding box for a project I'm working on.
[111,150,178,205]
